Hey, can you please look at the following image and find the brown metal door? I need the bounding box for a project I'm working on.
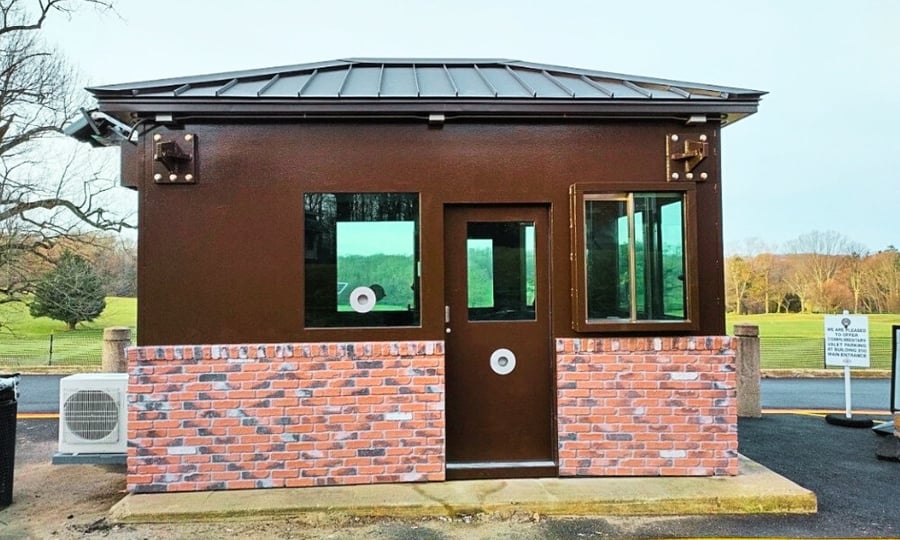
[444,205,556,479]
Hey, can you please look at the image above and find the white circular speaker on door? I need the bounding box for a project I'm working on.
[490,348,516,375]
[349,286,377,313]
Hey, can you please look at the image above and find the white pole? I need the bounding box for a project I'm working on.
[843,364,852,418]
[841,309,853,419]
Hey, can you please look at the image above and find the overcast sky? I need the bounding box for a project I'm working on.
[42,0,899,253]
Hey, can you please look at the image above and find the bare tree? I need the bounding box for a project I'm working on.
[861,248,900,313]
[750,252,777,313]
[780,254,811,313]
[79,232,135,296]
[843,251,868,313]
[724,255,754,315]
[784,231,864,313]
[0,0,131,316]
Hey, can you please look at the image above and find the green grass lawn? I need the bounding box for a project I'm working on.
[0,297,136,369]
[1,298,896,371]
[726,313,900,370]
[0,296,136,336]
[725,312,900,339]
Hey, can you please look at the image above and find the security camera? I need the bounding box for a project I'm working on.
[64,108,135,147]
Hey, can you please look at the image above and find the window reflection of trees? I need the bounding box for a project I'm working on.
[304,193,420,328]
[585,193,686,322]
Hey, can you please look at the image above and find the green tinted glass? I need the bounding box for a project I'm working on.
[466,222,536,321]
[584,193,686,322]
[304,193,419,327]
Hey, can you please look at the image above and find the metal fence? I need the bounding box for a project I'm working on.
[760,336,893,370]
[0,329,137,369]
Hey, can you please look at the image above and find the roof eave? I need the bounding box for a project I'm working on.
[94,97,761,126]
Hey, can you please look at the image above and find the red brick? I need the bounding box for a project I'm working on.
[557,336,736,479]
[127,340,439,493]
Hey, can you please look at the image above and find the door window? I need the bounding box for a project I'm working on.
[465,221,535,321]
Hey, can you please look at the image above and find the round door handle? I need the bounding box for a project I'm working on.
[490,348,516,375]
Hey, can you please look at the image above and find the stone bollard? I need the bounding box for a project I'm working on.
[734,323,761,418]
[101,327,132,373]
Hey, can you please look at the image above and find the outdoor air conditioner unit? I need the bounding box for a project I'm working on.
[58,373,128,454]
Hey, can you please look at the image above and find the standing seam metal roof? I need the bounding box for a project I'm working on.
[89,58,765,101]
[85,59,764,127]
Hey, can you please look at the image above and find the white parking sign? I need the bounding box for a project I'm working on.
[824,313,870,368]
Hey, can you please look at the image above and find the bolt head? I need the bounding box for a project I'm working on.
[153,134,162,141]
[169,174,178,181]
[184,134,193,141]
[686,172,694,180]
[671,173,680,180]
[699,134,708,142]
[700,172,709,180]
[185,174,194,181]
[670,134,679,142]
[153,173,162,181]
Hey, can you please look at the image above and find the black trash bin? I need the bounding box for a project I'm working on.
[0,373,19,509]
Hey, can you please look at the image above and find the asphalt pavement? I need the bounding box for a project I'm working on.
[8,374,900,537]
[16,374,61,413]
[11,411,899,537]
[560,413,900,538]
[762,377,892,411]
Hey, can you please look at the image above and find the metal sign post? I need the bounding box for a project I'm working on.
[824,310,872,427]
[874,325,900,435]
[893,325,900,414]
[843,363,852,418]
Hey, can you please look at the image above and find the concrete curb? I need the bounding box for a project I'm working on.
[762,369,890,379]
[108,456,816,524]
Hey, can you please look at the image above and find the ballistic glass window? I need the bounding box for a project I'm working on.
[466,221,536,321]
[304,193,420,327]
[584,192,686,322]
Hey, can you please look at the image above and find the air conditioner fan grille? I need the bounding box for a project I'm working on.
[63,389,120,441]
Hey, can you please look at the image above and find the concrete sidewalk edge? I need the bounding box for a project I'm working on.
[109,455,817,524]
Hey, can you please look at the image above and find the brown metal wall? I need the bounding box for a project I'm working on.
[133,121,725,345]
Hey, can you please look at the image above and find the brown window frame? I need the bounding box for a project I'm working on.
[570,183,700,333]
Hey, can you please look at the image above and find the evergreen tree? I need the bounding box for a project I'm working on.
[29,252,106,330]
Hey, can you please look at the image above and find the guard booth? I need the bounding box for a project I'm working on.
[69,58,764,493]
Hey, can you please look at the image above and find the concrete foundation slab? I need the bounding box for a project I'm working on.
[109,455,816,524]
[52,452,127,465]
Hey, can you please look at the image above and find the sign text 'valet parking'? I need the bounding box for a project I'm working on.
[824,313,870,368]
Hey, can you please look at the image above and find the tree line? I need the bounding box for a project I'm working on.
[337,254,415,309]
[2,232,136,299]
[726,231,899,315]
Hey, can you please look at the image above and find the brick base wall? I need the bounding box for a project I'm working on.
[127,336,737,492]
[556,336,738,477]
[127,342,445,493]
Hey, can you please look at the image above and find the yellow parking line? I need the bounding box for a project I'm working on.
[17,413,59,420]
[763,408,890,416]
